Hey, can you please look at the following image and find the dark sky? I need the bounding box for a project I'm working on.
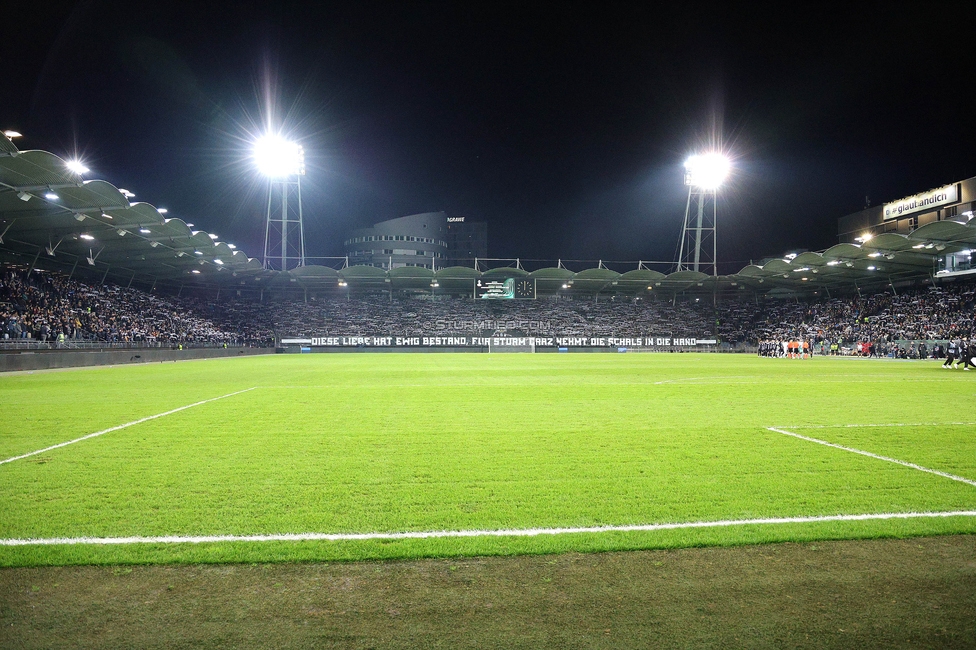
[5,2,976,272]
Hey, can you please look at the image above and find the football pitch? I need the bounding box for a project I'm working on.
[1,352,975,567]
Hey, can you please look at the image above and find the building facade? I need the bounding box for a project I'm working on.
[344,212,488,270]
[838,176,976,243]
[344,212,449,269]
[444,216,488,267]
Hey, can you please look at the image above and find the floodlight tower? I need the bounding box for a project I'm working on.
[255,135,306,270]
[676,153,729,276]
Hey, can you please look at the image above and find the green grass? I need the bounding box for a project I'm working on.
[1,353,975,566]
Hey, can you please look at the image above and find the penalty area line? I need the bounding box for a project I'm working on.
[767,426,976,488]
[2,510,975,547]
[0,387,258,467]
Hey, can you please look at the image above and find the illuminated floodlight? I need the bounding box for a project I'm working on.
[867,265,876,271]
[118,188,135,199]
[186,223,194,228]
[214,259,224,265]
[208,233,218,239]
[80,234,94,241]
[191,269,201,274]
[140,228,151,234]
[45,192,59,200]
[227,244,236,249]
[65,159,89,175]
[683,153,731,190]
[4,130,22,139]
[157,208,168,214]
[855,233,873,243]
[868,252,882,258]
[254,135,305,177]
[826,260,840,266]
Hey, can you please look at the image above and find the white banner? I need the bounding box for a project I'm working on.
[283,336,710,348]
[883,184,958,220]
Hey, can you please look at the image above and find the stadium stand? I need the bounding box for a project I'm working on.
[3,263,976,356]
[1,267,259,347]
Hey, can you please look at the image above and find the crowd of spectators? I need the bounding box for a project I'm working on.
[1,268,250,346]
[213,294,716,340]
[731,284,976,351]
[4,263,976,352]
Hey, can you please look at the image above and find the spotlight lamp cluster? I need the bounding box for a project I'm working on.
[254,134,306,178]
[683,153,731,190]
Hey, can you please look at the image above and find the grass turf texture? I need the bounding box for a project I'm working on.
[5,536,976,648]
[1,353,975,566]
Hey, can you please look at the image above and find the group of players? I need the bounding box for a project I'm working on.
[757,340,813,358]
[942,339,976,370]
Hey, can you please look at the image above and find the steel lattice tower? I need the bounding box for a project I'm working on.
[676,153,728,276]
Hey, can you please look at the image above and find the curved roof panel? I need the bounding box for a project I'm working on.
[435,266,480,280]
[528,267,574,280]
[481,266,528,278]
[618,269,667,282]
[574,267,621,281]
[0,150,78,188]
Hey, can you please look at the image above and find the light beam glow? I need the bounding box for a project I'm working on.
[65,159,90,175]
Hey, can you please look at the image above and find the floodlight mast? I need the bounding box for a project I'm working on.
[676,153,729,276]
[256,135,306,271]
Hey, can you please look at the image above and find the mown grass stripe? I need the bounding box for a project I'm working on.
[0,387,258,467]
[2,510,975,547]
[768,426,976,487]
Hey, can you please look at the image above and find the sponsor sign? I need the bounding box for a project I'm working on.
[447,216,465,222]
[285,336,711,348]
[883,184,958,220]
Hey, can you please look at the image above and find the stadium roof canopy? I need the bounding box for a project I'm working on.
[1,136,971,297]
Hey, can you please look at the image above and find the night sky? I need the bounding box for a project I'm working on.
[5,2,976,272]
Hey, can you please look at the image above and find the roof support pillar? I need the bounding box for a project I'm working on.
[67,256,80,280]
[100,265,111,285]
[127,271,136,288]
[0,218,15,244]
[27,246,42,277]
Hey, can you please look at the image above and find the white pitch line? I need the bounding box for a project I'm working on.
[1,510,974,547]
[0,387,258,467]
[787,422,976,429]
[767,426,976,488]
